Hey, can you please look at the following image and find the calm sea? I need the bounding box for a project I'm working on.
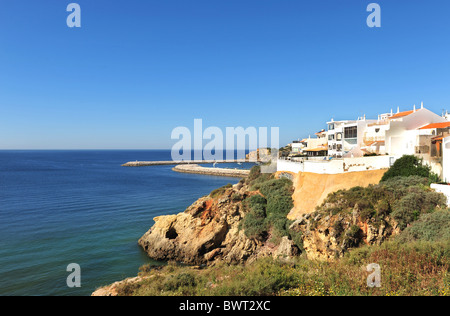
[0,150,251,296]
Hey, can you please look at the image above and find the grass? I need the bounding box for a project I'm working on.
[209,183,232,199]
[116,240,449,296]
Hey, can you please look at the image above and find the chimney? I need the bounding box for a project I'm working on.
[413,104,416,112]
[421,101,424,109]
[397,107,400,114]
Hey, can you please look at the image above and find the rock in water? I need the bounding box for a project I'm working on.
[138,184,264,265]
[138,180,301,265]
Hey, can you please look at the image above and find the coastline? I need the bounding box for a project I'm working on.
[172,164,250,177]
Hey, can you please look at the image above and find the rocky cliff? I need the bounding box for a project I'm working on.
[94,166,448,295]
[137,168,411,265]
[138,179,299,266]
[288,169,387,220]
[289,210,400,261]
[289,174,447,261]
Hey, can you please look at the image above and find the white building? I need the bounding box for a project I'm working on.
[384,105,447,157]
[443,136,450,182]
[327,104,448,158]
[326,117,377,158]
[279,103,450,178]
[290,130,328,157]
[290,140,305,155]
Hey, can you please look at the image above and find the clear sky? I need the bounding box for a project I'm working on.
[1,0,450,149]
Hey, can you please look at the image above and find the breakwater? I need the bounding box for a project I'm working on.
[122,159,256,167]
[172,164,250,177]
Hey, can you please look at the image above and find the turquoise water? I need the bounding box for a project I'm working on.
[0,150,243,296]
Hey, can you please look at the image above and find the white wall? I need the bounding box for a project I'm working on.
[402,108,446,130]
[277,156,393,174]
[277,159,304,174]
[303,160,344,174]
[443,136,450,183]
[430,184,450,207]
[343,155,393,172]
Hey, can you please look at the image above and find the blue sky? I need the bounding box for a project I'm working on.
[1,0,450,149]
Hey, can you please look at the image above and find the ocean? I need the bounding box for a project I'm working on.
[0,150,252,296]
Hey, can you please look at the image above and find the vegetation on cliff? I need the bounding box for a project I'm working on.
[315,175,447,230]
[137,165,301,266]
[95,157,449,296]
[111,239,448,296]
[240,167,299,246]
[380,154,440,183]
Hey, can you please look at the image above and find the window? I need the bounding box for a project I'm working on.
[344,126,357,139]
[336,133,342,141]
[328,123,335,131]
[328,134,335,141]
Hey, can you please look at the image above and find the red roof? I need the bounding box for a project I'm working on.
[419,122,450,130]
[390,110,415,119]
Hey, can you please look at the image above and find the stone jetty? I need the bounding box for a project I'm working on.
[172,164,250,177]
[122,159,255,167]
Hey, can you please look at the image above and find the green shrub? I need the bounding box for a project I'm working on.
[317,175,447,232]
[240,194,268,239]
[392,188,447,229]
[240,210,268,240]
[241,173,295,245]
[381,155,440,183]
[397,210,450,242]
[210,183,232,198]
[259,178,293,200]
[247,194,267,210]
[247,165,262,183]
[266,194,293,216]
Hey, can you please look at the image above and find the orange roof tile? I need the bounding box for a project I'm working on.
[419,122,450,130]
[390,110,414,119]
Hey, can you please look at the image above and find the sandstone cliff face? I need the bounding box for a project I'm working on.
[137,170,394,265]
[288,170,386,220]
[138,182,299,265]
[290,207,401,261]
